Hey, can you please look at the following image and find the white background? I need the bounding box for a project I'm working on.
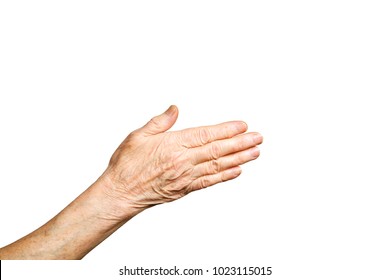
[1,1,389,279]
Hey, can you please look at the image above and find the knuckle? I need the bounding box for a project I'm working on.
[127,130,141,141]
[210,143,220,159]
[235,152,245,164]
[199,176,211,189]
[199,128,211,145]
[148,117,162,130]
[221,171,230,182]
[208,159,220,174]
[237,138,247,150]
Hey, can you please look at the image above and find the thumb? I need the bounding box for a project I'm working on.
[140,105,179,136]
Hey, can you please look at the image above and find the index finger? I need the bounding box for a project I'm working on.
[177,121,248,148]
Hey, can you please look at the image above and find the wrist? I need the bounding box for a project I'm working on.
[92,172,147,223]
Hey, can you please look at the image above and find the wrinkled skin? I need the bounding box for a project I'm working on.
[0,105,263,260]
[102,105,263,215]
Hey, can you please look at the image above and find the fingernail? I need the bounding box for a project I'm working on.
[253,133,263,143]
[230,166,242,177]
[240,121,248,131]
[251,146,260,157]
[166,105,177,116]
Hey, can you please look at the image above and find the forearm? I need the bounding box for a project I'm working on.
[0,176,137,260]
[0,106,262,259]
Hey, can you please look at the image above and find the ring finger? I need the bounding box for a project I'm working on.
[192,146,260,178]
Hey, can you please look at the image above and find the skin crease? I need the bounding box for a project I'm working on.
[0,105,263,259]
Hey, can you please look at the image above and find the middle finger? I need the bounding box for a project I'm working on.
[189,132,263,165]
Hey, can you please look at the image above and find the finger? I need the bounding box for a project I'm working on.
[178,121,248,148]
[190,132,263,165]
[189,166,242,191]
[139,105,179,136]
[192,146,260,178]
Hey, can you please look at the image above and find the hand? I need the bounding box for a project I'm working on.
[0,105,263,260]
[101,105,263,217]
